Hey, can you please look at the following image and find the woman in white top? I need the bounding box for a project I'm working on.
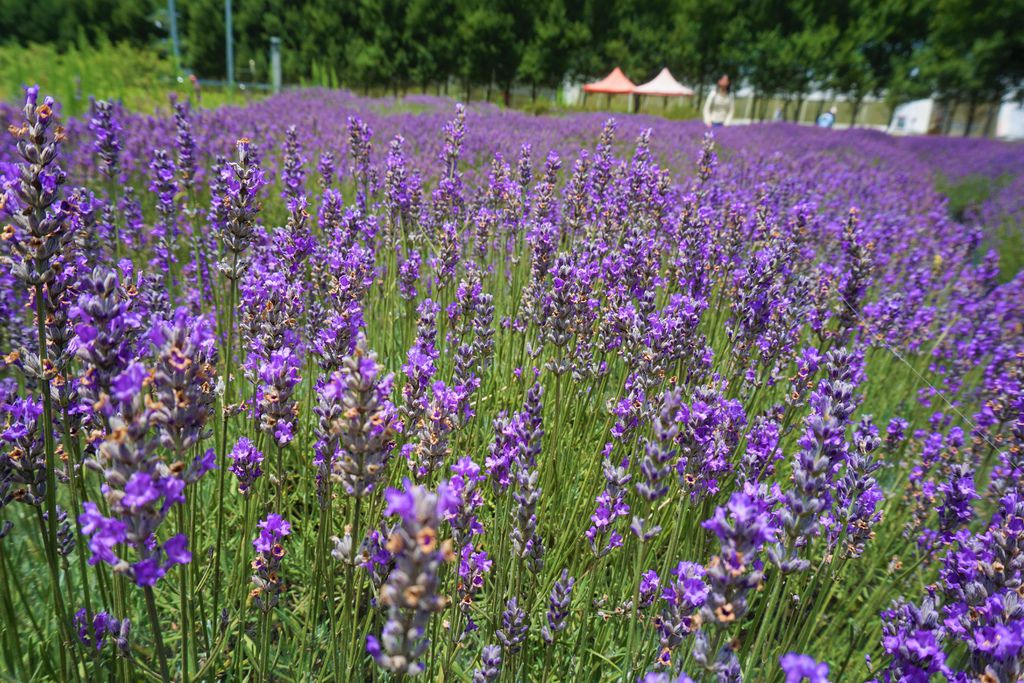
[703,74,734,128]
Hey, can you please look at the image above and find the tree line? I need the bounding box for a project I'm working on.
[3,0,1022,128]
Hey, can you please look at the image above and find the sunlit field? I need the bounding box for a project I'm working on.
[0,88,1022,682]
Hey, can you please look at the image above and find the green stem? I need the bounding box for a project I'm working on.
[625,541,648,676]
[0,542,25,680]
[343,496,363,679]
[276,441,284,510]
[144,586,172,683]
[259,609,273,681]
[33,282,70,680]
[212,275,238,635]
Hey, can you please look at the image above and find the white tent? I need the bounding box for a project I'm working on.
[633,68,694,97]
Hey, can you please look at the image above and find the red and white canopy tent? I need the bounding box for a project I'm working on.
[633,68,694,97]
[633,68,694,111]
[582,67,636,107]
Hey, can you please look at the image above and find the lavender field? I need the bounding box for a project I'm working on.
[1,87,1023,682]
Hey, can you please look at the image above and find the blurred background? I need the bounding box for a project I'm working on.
[1,0,1022,135]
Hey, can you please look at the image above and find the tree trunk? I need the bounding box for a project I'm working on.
[531,82,537,102]
[850,97,863,128]
[486,81,492,102]
[963,97,977,137]
[503,85,511,108]
[982,100,999,137]
[942,100,957,135]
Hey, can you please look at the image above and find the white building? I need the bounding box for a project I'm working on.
[996,100,1024,139]
[888,99,934,135]
[889,97,1024,139]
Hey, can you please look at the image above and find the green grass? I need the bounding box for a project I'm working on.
[0,39,261,116]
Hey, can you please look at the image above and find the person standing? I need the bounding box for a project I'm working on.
[816,106,837,129]
[703,74,734,128]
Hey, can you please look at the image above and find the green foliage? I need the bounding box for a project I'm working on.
[994,220,1024,280]
[4,0,1024,124]
[0,0,162,48]
[0,39,175,116]
[936,173,998,222]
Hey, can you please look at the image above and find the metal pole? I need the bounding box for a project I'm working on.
[226,0,235,87]
[167,0,181,74]
[270,37,282,94]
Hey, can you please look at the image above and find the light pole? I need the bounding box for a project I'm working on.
[167,0,182,74]
[270,37,282,94]
[226,0,235,87]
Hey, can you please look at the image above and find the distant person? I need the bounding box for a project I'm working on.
[817,106,837,129]
[703,74,734,128]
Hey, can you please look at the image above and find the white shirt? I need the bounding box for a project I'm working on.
[703,90,734,125]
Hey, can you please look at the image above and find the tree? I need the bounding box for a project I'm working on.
[518,0,589,99]
[456,0,523,103]
[914,0,1024,135]
[405,0,458,93]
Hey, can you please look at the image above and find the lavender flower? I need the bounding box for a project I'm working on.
[702,486,778,627]
[0,392,47,507]
[74,266,136,424]
[280,125,306,201]
[406,380,463,481]
[148,148,178,276]
[633,389,681,541]
[228,437,264,496]
[3,85,72,289]
[88,99,121,181]
[873,597,948,682]
[401,299,440,426]
[148,308,219,457]
[541,569,575,644]
[347,116,374,212]
[367,481,454,675]
[639,672,695,683]
[80,361,214,587]
[398,249,421,300]
[256,345,301,447]
[780,653,830,683]
[317,151,336,192]
[510,451,545,573]
[586,452,631,558]
[251,513,291,611]
[496,597,529,655]
[173,100,196,191]
[431,105,465,227]
[218,139,265,281]
[315,337,400,498]
[74,608,130,656]
[383,135,420,243]
[472,644,502,682]
[655,561,708,664]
